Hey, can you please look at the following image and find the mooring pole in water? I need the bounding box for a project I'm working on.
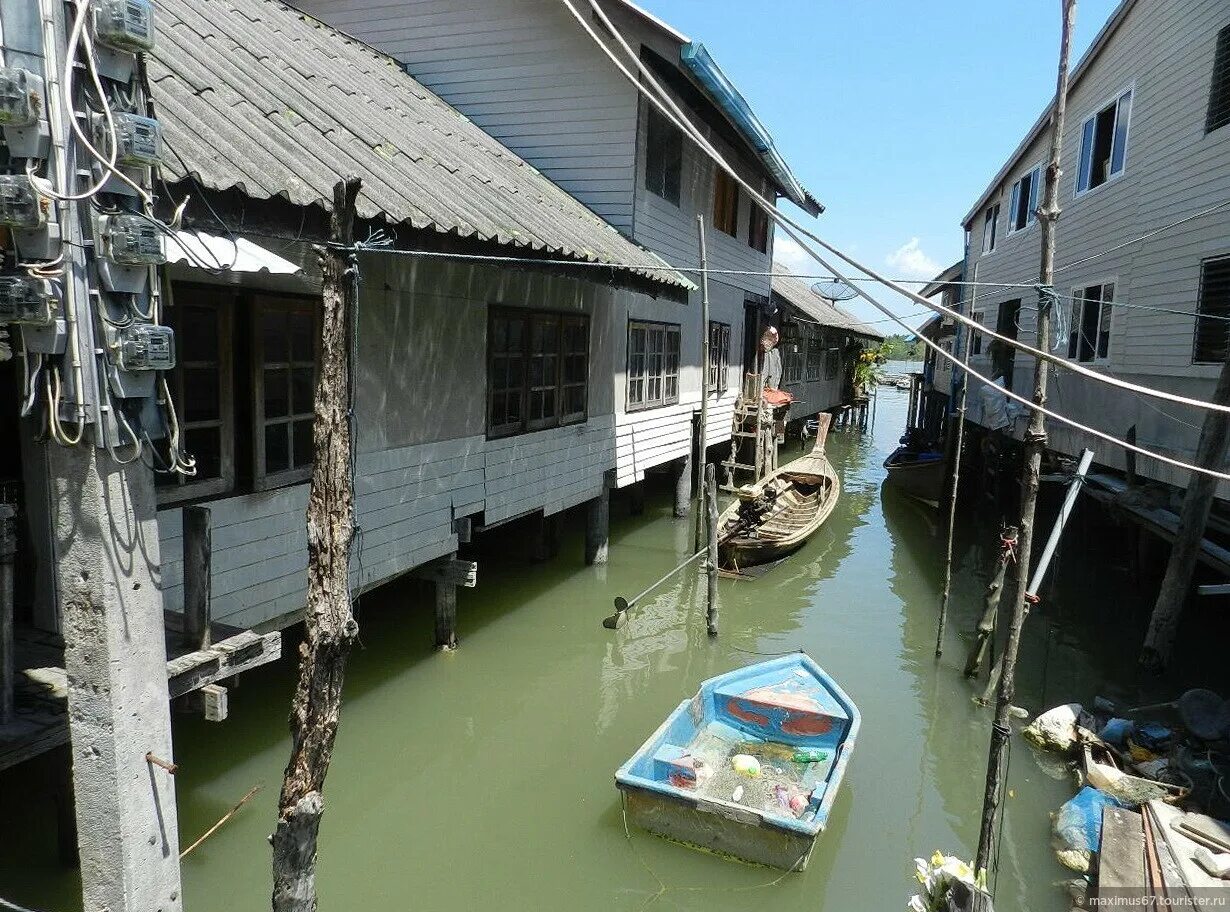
[935,263,978,659]
[705,463,719,636]
[603,549,708,629]
[964,527,1015,679]
[694,216,712,554]
[976,0,1075,877]
[977,449,1094,704]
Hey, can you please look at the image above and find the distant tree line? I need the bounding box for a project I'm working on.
[881,334,924,361]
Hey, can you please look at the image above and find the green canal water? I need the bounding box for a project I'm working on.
[5,383,1225,911]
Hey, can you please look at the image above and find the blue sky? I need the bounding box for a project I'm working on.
[637,0,1121,329]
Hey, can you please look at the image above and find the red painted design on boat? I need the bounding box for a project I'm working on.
[781,713,833,736]
[725,697,770,728]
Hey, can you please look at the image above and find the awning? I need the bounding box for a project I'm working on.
[167,230,301,275]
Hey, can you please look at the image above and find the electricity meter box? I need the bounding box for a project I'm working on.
[0,68,50,160]
[93,113,162,167]
[0,276,57,325]
[0,175,49,229]
[91,0,155,53]
[96,212,165,293]
[115,323,174,372]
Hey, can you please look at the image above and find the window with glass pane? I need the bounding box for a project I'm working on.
[713,170,738,236]
[157,286,234,502]
[1067,283,1114,362]
[982,203,1000,254]
[1076,89,1132,194]
[970,312,985,356]
[782,325,803,384]
[708,321,730,394]
[487,308,588,437]
[825,347,839,380]
[1008,166,1040,233]
[627,320,681,410]
[489,312,527,435]
[806,336,824,381]
[645,106,682,205]
[748,204,769,253]
[1194,257,1230,364]
[1209,24,1230,134]
[256,298,317,488]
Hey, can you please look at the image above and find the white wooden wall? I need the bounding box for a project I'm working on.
[961,0,1230,487]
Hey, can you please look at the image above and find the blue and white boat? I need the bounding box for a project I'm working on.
[615,653,859,870]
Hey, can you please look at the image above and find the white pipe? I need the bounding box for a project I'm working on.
[1028,448,1095,596]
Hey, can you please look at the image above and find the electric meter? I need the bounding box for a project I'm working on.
[101,213,165,265]
[0,175,48,229]
[91,0,155,53]
[0,276,55,325]
[0,68,43,128]
[115,323,174,371]
[101,113,162,166]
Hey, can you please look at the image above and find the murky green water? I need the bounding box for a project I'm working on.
[7,382,1228,911]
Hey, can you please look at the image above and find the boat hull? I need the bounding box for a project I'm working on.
[614,653,859,870]
[619,786,818,870]
[883,446,946,504]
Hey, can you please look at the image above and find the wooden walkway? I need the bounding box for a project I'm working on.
[0,620,280,772]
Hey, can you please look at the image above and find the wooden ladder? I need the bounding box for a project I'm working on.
[721,373,777,492]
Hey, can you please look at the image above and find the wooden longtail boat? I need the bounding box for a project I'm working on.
[614,653,860,870]
[717,413,840,571]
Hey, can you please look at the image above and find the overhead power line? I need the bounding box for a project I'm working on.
[561,0,1230,482]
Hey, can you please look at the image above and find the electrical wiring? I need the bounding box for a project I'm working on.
[44,367,85,446]
[19,351,42,418]
[566,0,1230,420]
[158,375,196,476]
[563,0,1230,482]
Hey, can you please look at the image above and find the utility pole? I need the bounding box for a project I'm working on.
[271,178,362,912]
[1140,353,1230,670]
[975,0,1076,875]
[694,215,712,553]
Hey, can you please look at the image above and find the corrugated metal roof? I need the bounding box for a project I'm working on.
[770,269,884,340]
[148,0,691,290]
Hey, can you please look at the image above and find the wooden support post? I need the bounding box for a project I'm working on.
[531,512,562,562]
[705,463,719,637]
[0,504,13,724]
[1125,425,1138,488]
[1141,352,1230,670]
[964,529,1013,679]
[674,451,692,519]
[271,178,362,912]
[976,1,1075,875]
[696,216,711,545]
[434,579,458,651]
[628,482,645,517]
[585,478,610,566]
[182,505,212,651]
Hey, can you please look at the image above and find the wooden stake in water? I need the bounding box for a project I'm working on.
[705,462,719,637]
[695,216,712,554]
[976,0,1076,875]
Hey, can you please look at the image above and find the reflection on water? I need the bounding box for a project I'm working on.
[5,389,1225,912]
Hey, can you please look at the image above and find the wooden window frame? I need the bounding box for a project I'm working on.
[748,203,769,253]
[708,321,730,396]
[824,346,840,381]
[644,105,683,206]
[713,169,739,237]
[970,311,986,357]
[1067,281,1115,364]
[253,296,319,492]
[487,307,589,439]
[156,285,236,506]
[1007,164,1041,234]
[1194,255,1230,364]
[781,323,804,385]
[627,319,681,412]
[1208,24,1230,134]
[805,333,824,382]
[1075,85,1133,197]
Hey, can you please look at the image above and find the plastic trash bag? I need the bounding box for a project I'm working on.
[1053,787,1122,872]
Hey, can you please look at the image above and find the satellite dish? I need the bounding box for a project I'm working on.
[811,280,858,302]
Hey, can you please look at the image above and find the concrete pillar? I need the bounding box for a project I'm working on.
[50,444,182,912]
[673,453,692,519]
[585,485,610,566]
[433,580,458,651]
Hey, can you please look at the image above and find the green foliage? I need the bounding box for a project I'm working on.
[881,334,924,361]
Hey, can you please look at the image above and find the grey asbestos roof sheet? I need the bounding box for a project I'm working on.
[770,269,884,340]
[148,0,689,290]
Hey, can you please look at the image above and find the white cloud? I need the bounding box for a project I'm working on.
[772,234,819,275]
[884,238,940,281]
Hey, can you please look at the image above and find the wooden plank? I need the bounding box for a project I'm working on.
[1096,806,1146,899]
[412,558,477,588]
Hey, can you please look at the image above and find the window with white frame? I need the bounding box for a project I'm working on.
[1067,282,1114,362]
[708,321,730,395]
[981,203,1000,254]
[627,320,680,410]
[970,311,986,356]
[1008,165,1040,233]
[1076,89,1132,195]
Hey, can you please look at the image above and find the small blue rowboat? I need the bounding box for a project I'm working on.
[615,653,859,870]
